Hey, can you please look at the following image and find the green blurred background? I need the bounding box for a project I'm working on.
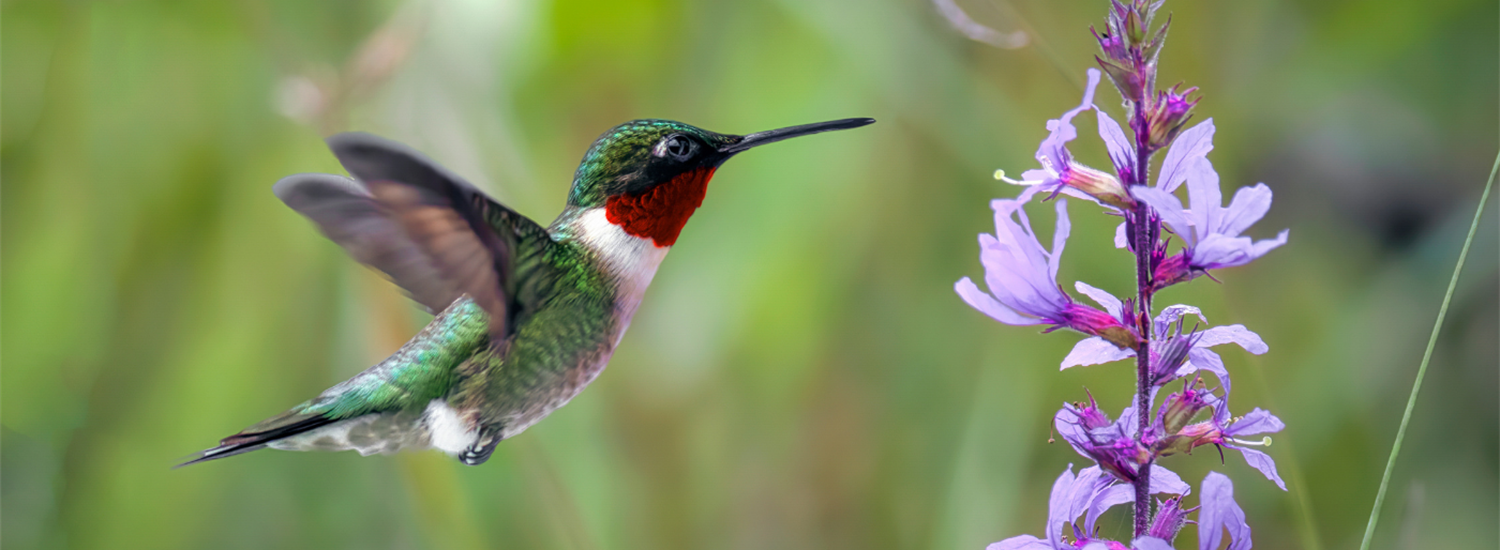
[3,0,1496,549]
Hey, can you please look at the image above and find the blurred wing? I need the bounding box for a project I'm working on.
[274,174,456,311]
[274,132,551,338]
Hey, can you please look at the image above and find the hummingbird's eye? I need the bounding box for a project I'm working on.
[655,134,697,162]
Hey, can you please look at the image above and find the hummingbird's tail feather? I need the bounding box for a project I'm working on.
[175,413,338,468]
[175,408,443,468]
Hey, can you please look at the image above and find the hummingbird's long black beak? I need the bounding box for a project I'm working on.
[718,118,875,154]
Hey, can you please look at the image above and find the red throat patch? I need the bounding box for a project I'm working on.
[604,167,716,247]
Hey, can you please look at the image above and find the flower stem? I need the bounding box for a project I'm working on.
[1131,203,1154,539]
[1129,104,1157,538]
[1358,149,1497,550]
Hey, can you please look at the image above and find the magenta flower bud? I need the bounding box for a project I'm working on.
[1095,56,1150,103]
[1056,401,1155,483]
[1149,329,1198,385]
[1154,419,1218,457]
[1151,251,1193,291]
[1092,0,1170,103]
[1060,162,1135,210]
[1159,383,1212,434]
[1146,496,1191,544]
[1143,85,1200,152]
[1092,26,1128,60]
[1061,303,1138,349]
[1073,393,1115,430]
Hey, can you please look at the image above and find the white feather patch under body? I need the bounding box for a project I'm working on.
[267,409,429,456]
[422,400,479,455]
[263,401,478,456]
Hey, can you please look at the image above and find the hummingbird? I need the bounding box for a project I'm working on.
[179,117,874,467]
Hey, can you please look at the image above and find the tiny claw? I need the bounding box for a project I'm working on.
[457,424,504,466]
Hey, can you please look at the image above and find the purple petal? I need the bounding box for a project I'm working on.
[1074,281,1124,319]
[1065,466,1107,527]
[1085,484,1134,534]
[1062,337,1136,370]
[1185,157,1222,241]
[1189,227,1287,271]
[1252,229,1290,258]
[1115,403,1140,439]
[1035,69,1102,171]
[1019,168,1053,183]
[1096,109,1135,176]
[1217,183,1273,237]
[1130,185,1194,245]
[1183,348,1232,394]
[956,277,1041,326]
[978,199,1071,318]
[991,199,1047,276]
[1153,305,1207,336]
[1048,199,1072,281]
[1113,221,1128,249]
[1197,324,1268,354]
[1199,472,1253,550]
[987,535,1053,550]
[1131,537,1175,550]
[993,198,1060,289]
[1149,465,1191,495]
[1156,119,1215,193]
[1054,408,1093,457]
[1046,465,1080,547]
[1232,446,1288,491]
[1189,233,1258,269]
[1226,407,1286,437]
[1209,388,1233,426]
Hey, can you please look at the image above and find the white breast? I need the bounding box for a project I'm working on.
[572,208,669,327]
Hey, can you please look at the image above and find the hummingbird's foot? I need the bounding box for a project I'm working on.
[458,424,503,466]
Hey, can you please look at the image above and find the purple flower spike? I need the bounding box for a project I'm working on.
[958,196,1138,347]
[1199,472,1252,550]
[1000,69,1136,209]
[971,0,1283,544]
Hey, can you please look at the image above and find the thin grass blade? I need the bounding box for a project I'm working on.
[1357,150,1498,550]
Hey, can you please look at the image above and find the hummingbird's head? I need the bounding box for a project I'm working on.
[567,118,873,247]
